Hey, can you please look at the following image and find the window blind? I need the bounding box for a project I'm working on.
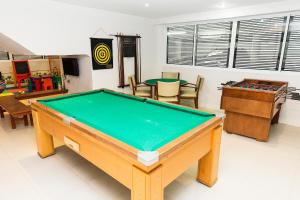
[234,17,286,70]
[12,55,44,60]
[0,51,9,60]
[195,22,232,68]
[167,25,195,65]
[282,15,300,72]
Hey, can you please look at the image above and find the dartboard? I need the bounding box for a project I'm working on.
[93,43,112,65]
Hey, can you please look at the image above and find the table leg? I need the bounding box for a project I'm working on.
[10,115,16,129]
[131,166,163,200]
[32,110,55,158]
[197,125,222,187]
[29,114,34,126]
[151,86,155,99]
[0,107,5,118]
[24,115,29,126]
[272,107,281,124]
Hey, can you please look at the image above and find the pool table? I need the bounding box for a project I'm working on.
[31,89,223,200]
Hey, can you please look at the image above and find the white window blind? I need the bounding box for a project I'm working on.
[195,22,232,68]
[167,25,195,65]
[282,15,300,72]
[12,55,44,60]
[0,51,9,60]
[234,16,286,70]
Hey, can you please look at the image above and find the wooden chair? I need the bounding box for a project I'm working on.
[156,81,180,103]
[128,76,151,98]
[180,75,204,108]
[162,72,180,79]
[130,75,150,91]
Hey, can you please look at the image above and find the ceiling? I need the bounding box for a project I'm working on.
[51,0,286,18]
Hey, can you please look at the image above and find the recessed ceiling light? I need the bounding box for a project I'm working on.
[145,3,150,7]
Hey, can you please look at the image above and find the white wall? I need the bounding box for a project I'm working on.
[0,33,32,54]
[1,0,299,126]
[153,1,300,127]
[155,0,300,24]
[0,0,155,91]
[63,55,93,93]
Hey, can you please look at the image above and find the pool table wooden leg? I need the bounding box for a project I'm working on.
[32,110,55,158]
[197,125,222,187]
[131,165,163,200]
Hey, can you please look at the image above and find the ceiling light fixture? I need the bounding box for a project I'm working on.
[145,3,150,7]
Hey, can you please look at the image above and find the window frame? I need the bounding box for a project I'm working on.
[165,12,300,73]
[194,21,233,68]
[233,16,287,71]
[166,25,196,66]
[0,51,9,60]
[281,15,300,72]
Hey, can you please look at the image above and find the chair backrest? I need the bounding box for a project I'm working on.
[162,72,180,79]
[196,75,204,95]
[157,81,180,97]
[128,76,136,95]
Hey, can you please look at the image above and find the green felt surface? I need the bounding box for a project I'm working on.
[38,90,215,151]
[144,78,188,86]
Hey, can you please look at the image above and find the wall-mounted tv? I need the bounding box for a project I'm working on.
[62,58,79,76]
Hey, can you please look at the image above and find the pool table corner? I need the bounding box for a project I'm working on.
[137,151,159,166]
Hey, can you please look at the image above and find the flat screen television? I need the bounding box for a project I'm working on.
[62,58,79,76]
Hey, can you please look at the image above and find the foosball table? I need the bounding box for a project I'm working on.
[220,79,288,141]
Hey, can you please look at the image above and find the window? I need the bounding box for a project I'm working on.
[166,14,300,73]
[167,25,195,65]
[0,51,9,60]
[282,15,300,72]
[195,22,232,68]
[234,16,286,70]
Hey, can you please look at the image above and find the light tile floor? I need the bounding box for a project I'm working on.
[0,113,299,200]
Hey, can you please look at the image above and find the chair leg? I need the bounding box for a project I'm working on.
[195,98,199,109]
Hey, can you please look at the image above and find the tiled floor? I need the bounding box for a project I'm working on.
[0,114,299,200]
